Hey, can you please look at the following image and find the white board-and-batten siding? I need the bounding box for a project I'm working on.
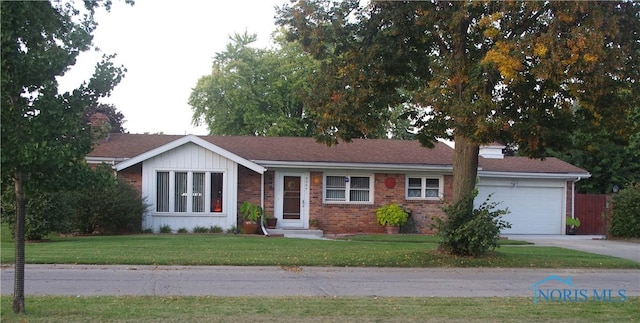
[141,142,239,232]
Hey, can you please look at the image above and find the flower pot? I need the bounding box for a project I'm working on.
[266,218,277,229]
[385,225,400,234]
[241,220,259,234]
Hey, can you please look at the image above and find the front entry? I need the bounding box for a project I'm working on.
[275,172,309,229]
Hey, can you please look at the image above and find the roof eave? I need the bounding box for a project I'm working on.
[478,170,591,179]
[253,160,454,172]
[85,156,128,165]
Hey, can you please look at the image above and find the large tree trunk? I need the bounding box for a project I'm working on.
[13,171,25,314]
[449,5,478,206]
[452,135,480,205]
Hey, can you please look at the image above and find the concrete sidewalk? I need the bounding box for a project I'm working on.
[503,235,640,262]
[1,265,638,298]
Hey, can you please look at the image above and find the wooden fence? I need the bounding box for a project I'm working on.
[574,193,608,235]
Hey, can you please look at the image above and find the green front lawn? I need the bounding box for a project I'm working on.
[337,233,532,244]
[1,226,638,268]
[2,296,638,322]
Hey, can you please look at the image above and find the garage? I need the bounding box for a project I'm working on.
[476,179,566,235]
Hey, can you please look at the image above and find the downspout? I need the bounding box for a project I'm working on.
[260,172,269,236]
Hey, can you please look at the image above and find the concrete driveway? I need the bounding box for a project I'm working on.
[503,235,640,263]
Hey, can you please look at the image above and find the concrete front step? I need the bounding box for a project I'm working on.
[266,229,324,239]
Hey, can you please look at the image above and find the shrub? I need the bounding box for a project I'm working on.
[72,165,147,234]
[1,165,147,238]
[433,190,511,257]
[376,203,409,227]
[159,224,172,234]
[226,225,238,234]
[142,228,153,234]
[192,226,209,233]
[209,225,223,233]
[177,228,188,234]
[1,189,74,240]
[566,217,581,228]
[609,183,640,238]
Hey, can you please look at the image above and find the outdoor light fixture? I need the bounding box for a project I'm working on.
[612,184,619,194]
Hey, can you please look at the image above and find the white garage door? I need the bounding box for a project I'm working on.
[476,183,564,234]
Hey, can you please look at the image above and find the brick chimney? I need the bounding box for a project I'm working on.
[89,112,111,142]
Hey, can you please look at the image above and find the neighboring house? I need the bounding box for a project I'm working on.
[87,134,590,235]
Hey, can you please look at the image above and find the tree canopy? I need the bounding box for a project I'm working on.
[1,0,132,313]
[190,31,416,138]
[548,101,640,194]
[277,0,640,201]
[190,32,317,137]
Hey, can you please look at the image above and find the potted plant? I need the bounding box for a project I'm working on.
[566,216,581,235]
[265,213,277,229]
[239,201,262,234]
[309,218,319,230]
[376,203,408,234]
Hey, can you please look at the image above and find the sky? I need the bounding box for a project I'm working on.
[60,0,289,135]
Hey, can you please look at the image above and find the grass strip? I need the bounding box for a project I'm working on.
[1,296,638,322]
[337,234,532,245]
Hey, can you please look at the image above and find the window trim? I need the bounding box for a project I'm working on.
[323,174,374,204]
[155,170,226,215]
[405,175,444,200]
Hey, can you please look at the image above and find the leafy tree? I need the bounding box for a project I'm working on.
[278,1,638,255]
[1,0,132,313]
[549,102,640,194]
[277,0,639,211]
[190,32,316,137]
[191,31,413,138]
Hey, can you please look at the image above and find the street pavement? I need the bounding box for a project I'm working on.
[1,265,639,297]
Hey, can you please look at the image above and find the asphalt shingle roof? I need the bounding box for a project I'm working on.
[87,133,588,174]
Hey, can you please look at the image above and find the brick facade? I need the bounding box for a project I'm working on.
[234,167,452,235]
[236,168,279,225]
[310,173,449,234]
[565,181,572,218]
[118,163,142,194]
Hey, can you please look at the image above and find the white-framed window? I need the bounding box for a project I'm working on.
[156,170,224,213]
[324,174,373,203]
[406,176,443,200]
